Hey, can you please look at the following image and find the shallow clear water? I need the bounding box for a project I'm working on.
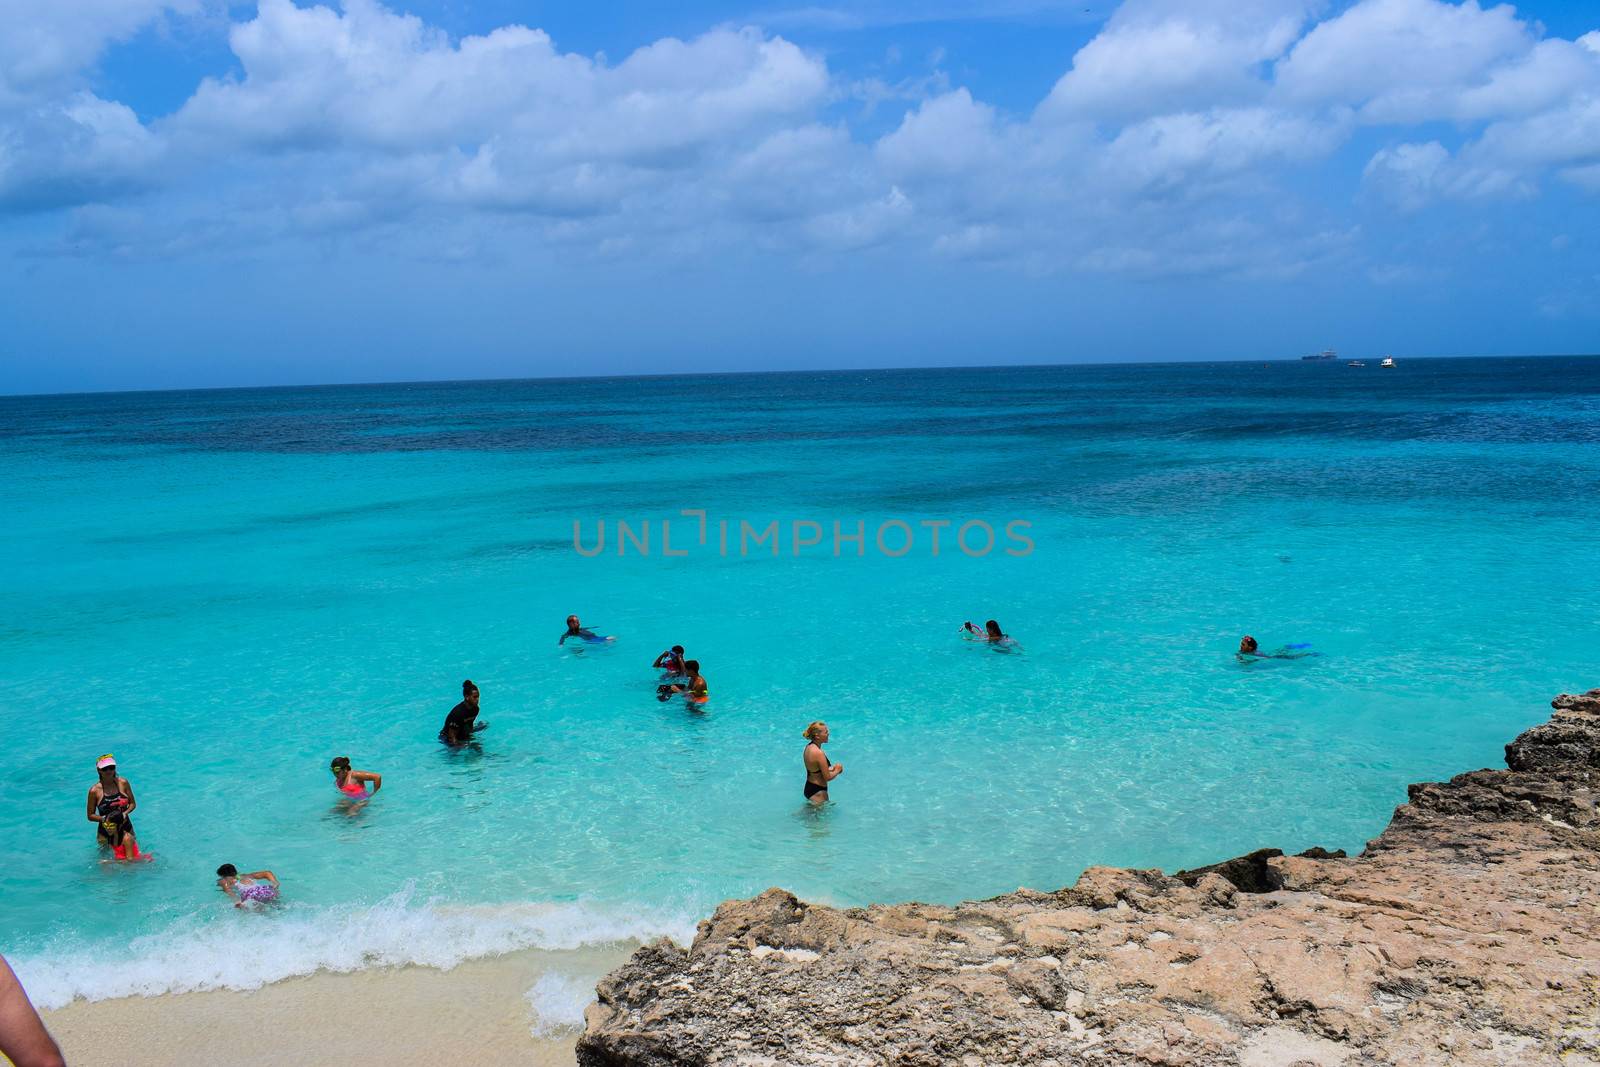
[3,357,1598,1005]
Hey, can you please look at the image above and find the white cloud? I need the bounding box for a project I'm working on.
[876,89,1004,179]
[4,0,1599,279]
[1038,0,1318,123]
[0,92,161,211]
[1098,106,1344,194]
[0,0,196,101]
[1275,0,1562,123]
[1362,140,1450,211]
[173,1,827,161]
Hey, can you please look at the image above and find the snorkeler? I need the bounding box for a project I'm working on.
[658,660,708,704]
[652,644,686,675]
[560,614,614,645]
[802,722,843,805]
[439,679,489,745]
[330,756,381,799]
[86,754,142,860]
[216,864,279,908]
[1237,635,1318,661]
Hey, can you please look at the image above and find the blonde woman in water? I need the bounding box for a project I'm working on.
[802,722,843,805]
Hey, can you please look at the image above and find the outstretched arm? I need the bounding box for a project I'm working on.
[0,956,65,1067]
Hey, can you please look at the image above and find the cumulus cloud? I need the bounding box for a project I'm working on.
[174,0,828,162]
[1362,140,1451,210]
[1039,0,1318,123]
[0,0,196,101]
[0,92,162,212]
[0,0,192,211]
[3,0,1598,274]
[1275,0,1535,120]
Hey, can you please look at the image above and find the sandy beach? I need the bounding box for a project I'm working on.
[42,945,633,1067]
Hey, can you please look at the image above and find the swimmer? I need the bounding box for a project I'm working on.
[962,619,1020,649]
[330,756,381,800]
[658,660,708,704]
[1237,635,1319,661]
[802,722,843,806]
[86,754,142,860]
[560,614,614,645]
[216,864,279,908]
[0,954,66,1067]
[652,644,686,675]
[439,679,489,745]
[963,619,1006,641]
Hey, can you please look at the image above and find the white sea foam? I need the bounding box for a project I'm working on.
[12,885,698,1010]
[525,969,599,1037]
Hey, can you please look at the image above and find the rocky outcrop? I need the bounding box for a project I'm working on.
[578,691,1600,1067]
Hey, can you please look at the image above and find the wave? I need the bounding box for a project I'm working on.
[526,969,602,1037]
[12,885,698,1010]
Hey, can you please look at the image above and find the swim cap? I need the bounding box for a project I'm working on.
[96,754,116,770]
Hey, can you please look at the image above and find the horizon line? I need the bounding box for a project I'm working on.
[3,350,1597,402]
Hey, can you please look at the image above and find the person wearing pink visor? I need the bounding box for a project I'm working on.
[87,753,142,860]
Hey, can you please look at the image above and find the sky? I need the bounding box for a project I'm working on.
[1,0,1598,394]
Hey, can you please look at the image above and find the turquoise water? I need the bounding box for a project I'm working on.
[3,357,1598,1007]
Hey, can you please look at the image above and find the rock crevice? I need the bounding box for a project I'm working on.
[578,690,1600,1066]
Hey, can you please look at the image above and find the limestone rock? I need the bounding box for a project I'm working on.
[578,690,1600,1066]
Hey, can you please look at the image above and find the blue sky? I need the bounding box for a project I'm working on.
[1,0,1598,394]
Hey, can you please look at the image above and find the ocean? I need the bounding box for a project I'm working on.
[3,356,1598,1022]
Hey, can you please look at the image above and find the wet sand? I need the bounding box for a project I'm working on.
[42,945,632,1067]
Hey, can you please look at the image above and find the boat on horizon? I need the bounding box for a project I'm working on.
[1348,360,1366,367]
[1301,349,1338,361]
[1381,356,1396,368]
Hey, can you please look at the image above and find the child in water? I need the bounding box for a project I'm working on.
[216,864,279,908]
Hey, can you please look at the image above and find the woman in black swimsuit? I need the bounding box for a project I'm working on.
[802,722,842,806]
[86,754,141,859]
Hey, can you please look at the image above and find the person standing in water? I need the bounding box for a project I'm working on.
[560,614,613,645]
[652,644,686,675]
[658,660,708,704]
[330,756,381,799]
[86,754,142,860]
[216,864,279,908]
[802,722,842,806]
[439,679,487,745]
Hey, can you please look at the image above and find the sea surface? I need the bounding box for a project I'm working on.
[3,357,1598,1017]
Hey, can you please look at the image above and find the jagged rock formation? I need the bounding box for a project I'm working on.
[577,689,1600,1066]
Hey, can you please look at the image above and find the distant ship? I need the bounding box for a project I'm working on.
[1300,349,1337,361]
[1348,360,1366,368]
[1380,356,1396,368]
